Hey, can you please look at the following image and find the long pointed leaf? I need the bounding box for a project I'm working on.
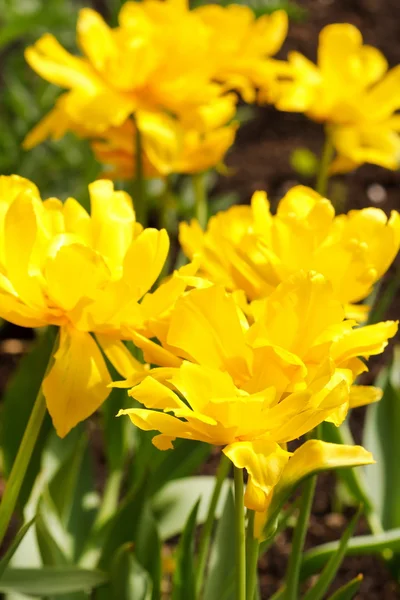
[303,508,361,600]
[301,527,400,579]
[0,518,35,578]
[0,567,108,595]
[327,575,363,600]
[172,500,200,600]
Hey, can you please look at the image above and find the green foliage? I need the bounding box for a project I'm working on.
[303,508,361,600]
[203,489,236,600]
[171,500,200,600]
[1,327,57,509]
[0,566,108,596]
[364,347,400,530]
[327,575,363,600]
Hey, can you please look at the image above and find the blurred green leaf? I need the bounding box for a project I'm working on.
[171,499,199,600]
[109,544,152,600]
[0,566,108,595]
[364,348,400,530]
[0,518,35,579]
[1,327,56,509]
[327,575,363,600]
[135,505,162,600]
[303,508,361,600]
[203,488,235,600]
[301,527,400,579]
[152,476,231,541]
[149,440,211,495]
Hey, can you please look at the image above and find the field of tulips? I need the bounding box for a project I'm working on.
[0,0,400,598]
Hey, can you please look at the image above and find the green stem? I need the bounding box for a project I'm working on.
[284,476,317,600]
[234,466,246,600]
[133,120,147,227]
[192,173,208,229]
[196,453,231,597]
[246,510,259,600]
[315,130,335,197]
[0,389,47,545]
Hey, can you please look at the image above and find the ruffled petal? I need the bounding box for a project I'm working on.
[43,327,111,437]
[223,439,290,511]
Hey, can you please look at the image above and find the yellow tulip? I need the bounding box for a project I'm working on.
[24,2,288,150]
[119,277,396,510]
[0,175,191,437]
[194,5,288,102]
[180,185,400,318]
[264,23,400,171]
[90,108,237,179]
[25,2,222,136]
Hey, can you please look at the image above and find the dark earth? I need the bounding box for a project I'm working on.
[1,0,400,597]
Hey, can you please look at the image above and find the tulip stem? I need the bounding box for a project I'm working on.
[0,389,47,546]
[246,509,260,600]
[316,130,334,197]
[133,119,148,227]
[196,453,231,597]
[193,172,208,229]
[284,475,317,600]
[0,329,58,547]
[234,466,246,600]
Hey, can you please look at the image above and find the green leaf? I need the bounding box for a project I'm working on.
[152,476,230,541]
[203,488,235,600]
[135,505,162,600]
[171,500,200,600]
[0,567,108,595]
[364,348,400,529]
[96,484,150,570]
[149,440,211,495]
[35,503,69,567]
[301,527,400,579]
[303,507,361,600]
[327,575,363,600]
[0,518,35,579]
[1,327,57,509]
[108,543,152,600]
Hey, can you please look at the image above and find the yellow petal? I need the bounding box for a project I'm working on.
[89,180,135,278]
[169,361,238,413]
[77,8,116,71]
[25,34,97,91]
[44,241,111,312]
[259,439,374,535]
[95,334,148,379]
[332,321,398,364]
[130,331,182,368]
[117,407,200,446]
[167,285,251,379]
[349,385,382,409]
[123,228,169,299]
[128,375,186,410]
[223,440,290,511]
[4,191,47,308]
[43,327,111,437]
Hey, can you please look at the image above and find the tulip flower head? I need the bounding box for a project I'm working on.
[0,175,190,437]
[91,109,238,179]
[180,186,400,320]
[24,1,288,155]
[119,278,396,510]
[265,23,400,171]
